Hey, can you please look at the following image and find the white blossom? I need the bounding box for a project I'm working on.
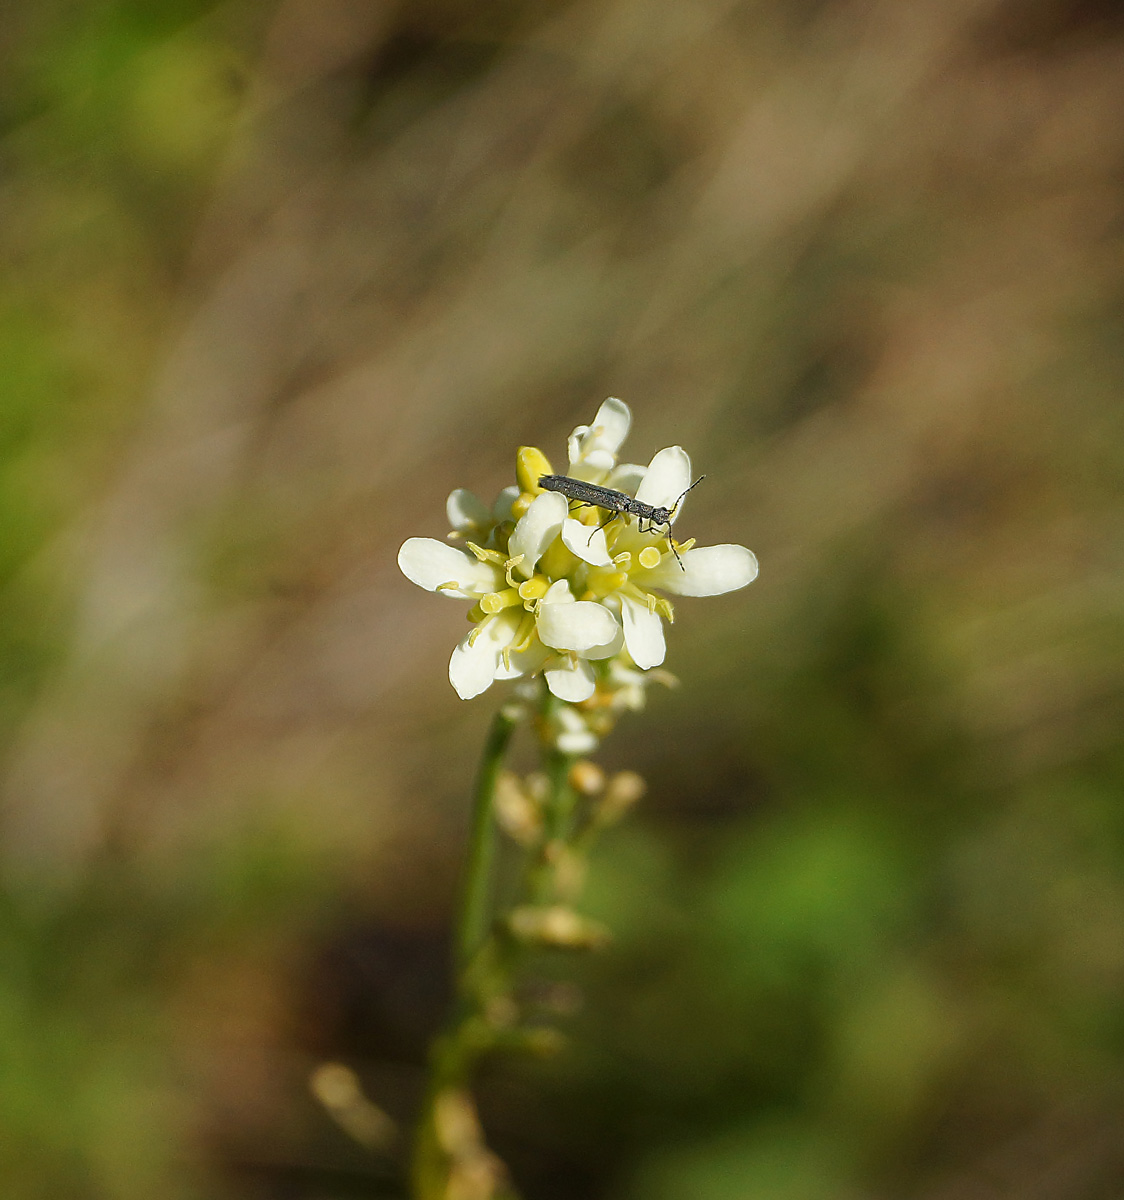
[567,396,631,481]
[398,398,757,705]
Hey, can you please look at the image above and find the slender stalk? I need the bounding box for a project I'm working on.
[411,687,579,1200]
[454,705,519,974]
[412,705,518,1200]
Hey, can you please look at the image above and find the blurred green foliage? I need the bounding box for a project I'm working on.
[0,2,1123,1199]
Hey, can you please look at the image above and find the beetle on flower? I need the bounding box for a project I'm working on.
[397,397,758,703]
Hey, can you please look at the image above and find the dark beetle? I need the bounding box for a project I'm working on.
[538,474,703,568]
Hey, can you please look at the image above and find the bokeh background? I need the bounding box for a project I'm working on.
[2,1,1124,1197]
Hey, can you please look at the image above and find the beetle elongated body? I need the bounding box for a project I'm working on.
[538,473,704,568]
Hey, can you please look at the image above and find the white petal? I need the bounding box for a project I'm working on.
[580,449,616,474]
[561,517,613,566]
[494,636,550,680]
[398,538,498,597]
[635,446,692,519]
[607,462,646,495]
[555,706,599,753]
[592,396,632,446]
[583,619,624,661]
[568,397,631,468]
[446,488,492,532]
[508,491,567,578]
[620,594,666,669]
[544,656,596,703]
[449,631,498,700]
[493,485,520,522]
[567,425,592,468]
[543,579,574,605]
[448,611,521,699]
[537,598,619,652]
[643,544,759,596]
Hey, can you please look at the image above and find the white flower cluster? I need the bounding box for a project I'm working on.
[398,398,758,703]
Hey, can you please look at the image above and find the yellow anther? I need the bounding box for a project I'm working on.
[656,596,675,623]
[511,612,537,653]
[518,575,550,602]
[435,580,462,593]
[512,493,534,519]
[638,546,662,570]
[676,537,696,554]
[481,588,521,614]
[465,541,506,565]
[468,616,493,647]
[645,592,658,614]
[516,446,554,494]
[504,554,526,588]
[612,551,632,571]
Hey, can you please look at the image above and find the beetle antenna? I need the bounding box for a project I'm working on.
[663,476,705,571]
[670,474,706,516]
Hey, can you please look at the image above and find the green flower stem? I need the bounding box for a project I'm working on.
[412,705,517,1200]
[528,748,576,905]
[411,688,579,1200]
[454,705,519,974]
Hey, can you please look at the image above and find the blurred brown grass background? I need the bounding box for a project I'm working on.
[1,0,1124,1196]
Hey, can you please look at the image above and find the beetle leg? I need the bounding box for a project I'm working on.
[587,510,622,546]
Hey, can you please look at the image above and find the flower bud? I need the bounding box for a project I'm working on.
[568,760,606,796]
[598,771,646,825]
[516,446,554,495]
[494,772,542,846]
[507,905,610,949]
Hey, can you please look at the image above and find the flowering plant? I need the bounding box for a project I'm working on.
[398,400,756,1199]
[399,396,757,709]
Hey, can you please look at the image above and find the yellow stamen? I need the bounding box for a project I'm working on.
[481,588,521,614]
[612,551,633,571]
[435,580,462,593]
[655,596,675,624]
[675,537,696,554]
[465,541,506,565]
[511,612,537,654]
[638,546,662,570]
[504,554,526,588]
[467,615,493,647]
[518,575,549,602]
